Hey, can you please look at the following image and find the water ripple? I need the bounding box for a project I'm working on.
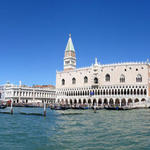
[0,108,150,150]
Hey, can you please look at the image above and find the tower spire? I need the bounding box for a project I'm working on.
[64,34,76,70]
[65,34,75,52]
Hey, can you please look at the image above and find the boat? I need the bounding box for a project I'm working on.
[0,105,7,109]
[105,105,131,110]
[50,105,70,110]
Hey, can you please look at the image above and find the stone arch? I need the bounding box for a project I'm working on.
[82,91,85,96]
[78,99,82,104]
[124,89,126,95]
[83,99,86,104]
[93,99,97,106]
[94,77,98,84]
[88,99,91,104]
[115,99,120,106]
[121,99,126,106]
[112,89,114,95]
[137,89,140,95]
[76,91,78,96]
[84,76,88,83]
[100,90,102,95]
[134,98,139,103]
[70,99,73,105]
[104,99,108,105]
[128,99,132,105]
[118,89,120,95]
[136,74,142,82]
[130,89,133,95]
[144,89,147,95]
[61,99,64,104]
[109,89,111,95]
[103,90,105,95]
[106,89,108,95]
[141,89,143,95]
[78,91,80,96]
[95,90,97,95]
[134,89,136,95]
[72,77,76,84]
[127,89,129,95]
[87,90,89,95]
[115,89,117,95]
[120,74,125,83]
[65,99,68,104]
[98,99,102,106]
[74,99,77,104]
[121,89,123,95]
[141,98,146,102]
[85,91,87,96]
[109,98,114,106]
[105,74,110,82]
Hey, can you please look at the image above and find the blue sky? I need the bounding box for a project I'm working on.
[0,0,150,86]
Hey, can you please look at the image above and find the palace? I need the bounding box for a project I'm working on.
[56,34,150,108]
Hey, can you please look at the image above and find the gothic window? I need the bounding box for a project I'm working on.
[105,74,110,82]
[120,74,125,83]
[62,79,65,85]
[144,89,147,95]
[94,77,98,84]
[136,74,142,82]
[84,76,88,83]
[72,78,76,84]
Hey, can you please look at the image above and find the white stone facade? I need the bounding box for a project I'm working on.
[2,83,56,104]
[56,35,150,108]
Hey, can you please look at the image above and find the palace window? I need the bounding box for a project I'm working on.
[94,77,98,84]
[136,74,142,82]
[84,76,88,83]
[62,79,65,85]
[72,78,76,84]
[120,74,125,83]
[105,74,110,82]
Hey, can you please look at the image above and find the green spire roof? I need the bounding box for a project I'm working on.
[65,34,75,52]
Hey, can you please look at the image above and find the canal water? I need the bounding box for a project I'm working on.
[0,107,150,150]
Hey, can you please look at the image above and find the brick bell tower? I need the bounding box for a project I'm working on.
[64,34,76,70]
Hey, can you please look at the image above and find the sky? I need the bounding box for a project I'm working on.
[0,0,150,86]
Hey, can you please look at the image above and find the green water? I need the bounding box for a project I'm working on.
[0,108,150,150]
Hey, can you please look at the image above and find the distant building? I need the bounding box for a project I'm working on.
[56,34,150,107]
[1,82,56,104]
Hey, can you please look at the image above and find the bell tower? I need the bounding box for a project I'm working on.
[64,34,76,70]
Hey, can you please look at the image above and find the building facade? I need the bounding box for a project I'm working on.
[56,35,150,107]
[2,82,56,104]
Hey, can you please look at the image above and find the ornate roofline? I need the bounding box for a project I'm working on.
[57,61,150,73]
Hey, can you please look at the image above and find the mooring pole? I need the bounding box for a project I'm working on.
[94,103,96,113]
[44,101,46,117]
[10,100,13,114]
